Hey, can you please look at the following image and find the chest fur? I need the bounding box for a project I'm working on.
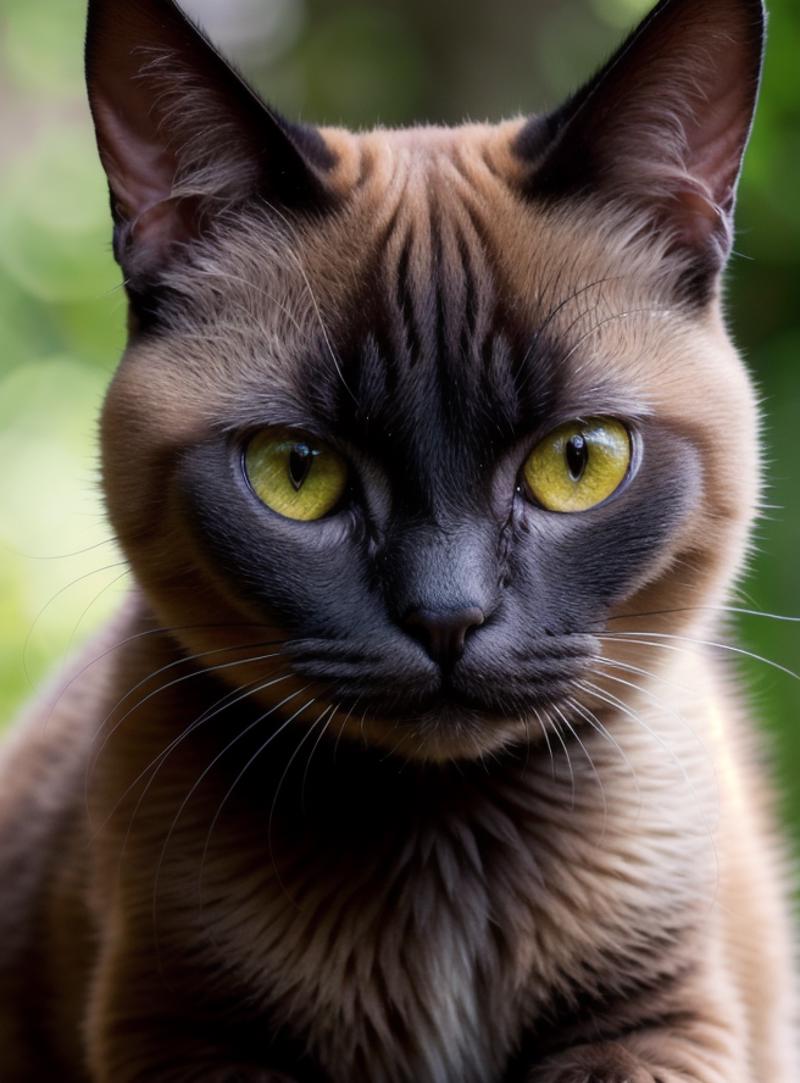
[185,734,713,1083]
[200,805,533,1082]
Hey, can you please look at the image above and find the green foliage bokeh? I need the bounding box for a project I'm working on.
[0,0,797,844]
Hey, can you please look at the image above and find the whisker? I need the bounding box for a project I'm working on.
[67,568,131,653]
[154,688,314,954]
[23,560,128,687]
[575,679,693,792]
[195,694,320,921]
[518,713,532,770]
[599,631,800,683]
[584,670,723,908]
[1,536,119,560]
[533,276,622,344]
[301,704,338,814]
[515,277,621,396]
[553,702,607,825]
[560,306,671,367]
[102,670,296,845]
[590,664,710,757]
[182,276,308,339]
[269,704,334,853]
[564,694,641,811]
[333,697,362,764]
[86,644,288,805]
[592,654,691,693]
[602,603,800,625]
[545,705,575,806]
[43,620,285,732]
[532,706,556,780]
[261,199,358,406]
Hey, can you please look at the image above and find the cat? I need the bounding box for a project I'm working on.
[0,0,796,1079]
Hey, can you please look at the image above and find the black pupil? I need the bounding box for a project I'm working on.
[288,444,315,491]
[565,434,588,481]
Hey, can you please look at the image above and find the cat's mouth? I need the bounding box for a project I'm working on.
[284,635,595,752]
[357,676,577,722]
[329,680,581,763]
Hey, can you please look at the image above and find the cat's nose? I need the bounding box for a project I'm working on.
[403,607,485,668]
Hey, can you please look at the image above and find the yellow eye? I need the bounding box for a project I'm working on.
[244,429,348,522]
[523,418,632,513]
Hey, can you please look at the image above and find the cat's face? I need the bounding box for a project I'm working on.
[89,0,764,761]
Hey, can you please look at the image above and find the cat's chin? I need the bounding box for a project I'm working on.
[336,700,538,764]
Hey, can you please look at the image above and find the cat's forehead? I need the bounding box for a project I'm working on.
[141,119,737,454]
[295,129,574,454]
[321,119,526,187]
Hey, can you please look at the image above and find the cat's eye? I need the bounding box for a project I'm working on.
[244,429,348,521]
[522,418,632,513]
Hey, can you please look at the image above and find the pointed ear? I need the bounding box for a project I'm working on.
[515,0,765,285]
[85,0,334,284]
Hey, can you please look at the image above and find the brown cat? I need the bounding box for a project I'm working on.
[0,0,796,1080]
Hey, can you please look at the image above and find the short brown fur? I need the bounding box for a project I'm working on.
[0,1,796,1081]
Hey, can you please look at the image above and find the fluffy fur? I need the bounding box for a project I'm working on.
[0,1,796,1081]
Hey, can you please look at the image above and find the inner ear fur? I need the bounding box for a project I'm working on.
[85,0,334,284]
[515,0,765,278]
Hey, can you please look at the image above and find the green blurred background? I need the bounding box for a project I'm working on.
[0,0,798,847]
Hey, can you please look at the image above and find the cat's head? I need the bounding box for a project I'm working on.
[86,0,765,761]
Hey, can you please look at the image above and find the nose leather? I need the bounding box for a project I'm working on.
[403,607,485,668]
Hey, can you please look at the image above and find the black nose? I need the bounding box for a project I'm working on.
[403,607,485,668]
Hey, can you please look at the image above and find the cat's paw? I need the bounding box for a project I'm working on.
[530,1042,685,1083]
